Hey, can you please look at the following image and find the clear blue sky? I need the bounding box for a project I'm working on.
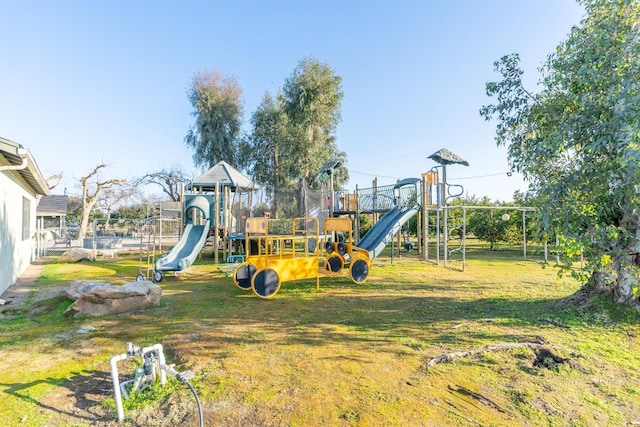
[1,1,584,202]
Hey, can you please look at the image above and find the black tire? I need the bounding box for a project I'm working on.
[136,273,145,282]
[252,268,281,298]
[325,240,333,254]
[153,270,164,282]
[234,263,257,291]
[349,259,369,284]
[325,255,343,273]
[337,242,347,256]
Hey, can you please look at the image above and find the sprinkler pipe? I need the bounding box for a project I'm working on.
[110,342,167,422]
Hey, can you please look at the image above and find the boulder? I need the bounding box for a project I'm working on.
[65,280,101,300]
[64,280,162,316]
[59,248,95,263]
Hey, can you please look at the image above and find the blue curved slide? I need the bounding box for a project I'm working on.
[155,195,211,273]
[357,205,419,260]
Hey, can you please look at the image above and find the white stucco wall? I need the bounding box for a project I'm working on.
[0,170,38,295]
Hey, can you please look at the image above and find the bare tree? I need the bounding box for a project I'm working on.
[77,164,126,240]
[46,173,63,191]
[100,181,139,229]
[136,167,190,202]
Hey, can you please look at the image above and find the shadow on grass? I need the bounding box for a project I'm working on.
[0,369,114,424]
[7,254,639,366]
[77,283,575,360]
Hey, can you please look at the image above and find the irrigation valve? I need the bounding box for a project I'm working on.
[163,363,196,384]
[110,342,199,423]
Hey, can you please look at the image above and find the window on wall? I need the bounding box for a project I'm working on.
[22,197,31,241]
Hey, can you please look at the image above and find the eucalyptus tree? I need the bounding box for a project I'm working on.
[282,57,345,183]
[244,92,295,218]
[480,0,640,308]
[185,69,244,168]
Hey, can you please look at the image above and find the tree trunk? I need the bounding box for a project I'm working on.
[273,147,279,219]
[605,219,640,309]
[105,208,112,230]
[79,197,99,242]
[590,254,640,310]
[299,178,307,218]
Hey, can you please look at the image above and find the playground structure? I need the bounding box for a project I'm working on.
[153,166,437,282]
[150,161,256,280]
[232,217,319,298]
[326,153,537,271]
[424,204,537,270]
[419,150,537,270]
[154,195,211,281]
[228,178,426,299]
[136,219,160,282]
[147,150,538,286]
[232,216,373,298]
[324,217,370,282]
[146,167,424,294]
[329,177,425,258]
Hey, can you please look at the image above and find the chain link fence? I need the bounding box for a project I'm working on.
[36,217,182,257]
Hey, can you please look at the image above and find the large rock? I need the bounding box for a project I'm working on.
[59,248,95,263]
[64,280,162,316]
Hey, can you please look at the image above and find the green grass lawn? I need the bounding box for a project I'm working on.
[1,247,639,426]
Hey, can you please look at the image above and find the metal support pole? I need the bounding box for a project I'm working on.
[214,182,220,265]
[462,207,466,271]
[329,172,334,217]
[436,208,441,265]
[522,210,527,260]
[544,240,548,263]
[442,165,448,267]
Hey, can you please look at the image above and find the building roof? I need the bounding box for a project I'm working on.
[190,160,258,192]
[37,195,68,216]
[0,136,50,196]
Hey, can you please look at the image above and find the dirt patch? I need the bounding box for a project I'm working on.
[532,348,574,370]
[37,367,116,426]
[35,359,207,426]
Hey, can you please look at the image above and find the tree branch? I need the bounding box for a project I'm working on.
[46,173,64,190]
[425,341,548,370]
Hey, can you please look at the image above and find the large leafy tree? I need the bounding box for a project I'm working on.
[282,57,345,183]
[242,92,294,218]
[480,0,640,308]
[460,196,517,250]
[242,58,348,217]
[185,69,244,168]
[110,203,150,220]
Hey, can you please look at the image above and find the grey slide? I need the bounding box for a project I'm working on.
[154,220,210,272]
[357,205,419,260]
[155,195,211,273]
